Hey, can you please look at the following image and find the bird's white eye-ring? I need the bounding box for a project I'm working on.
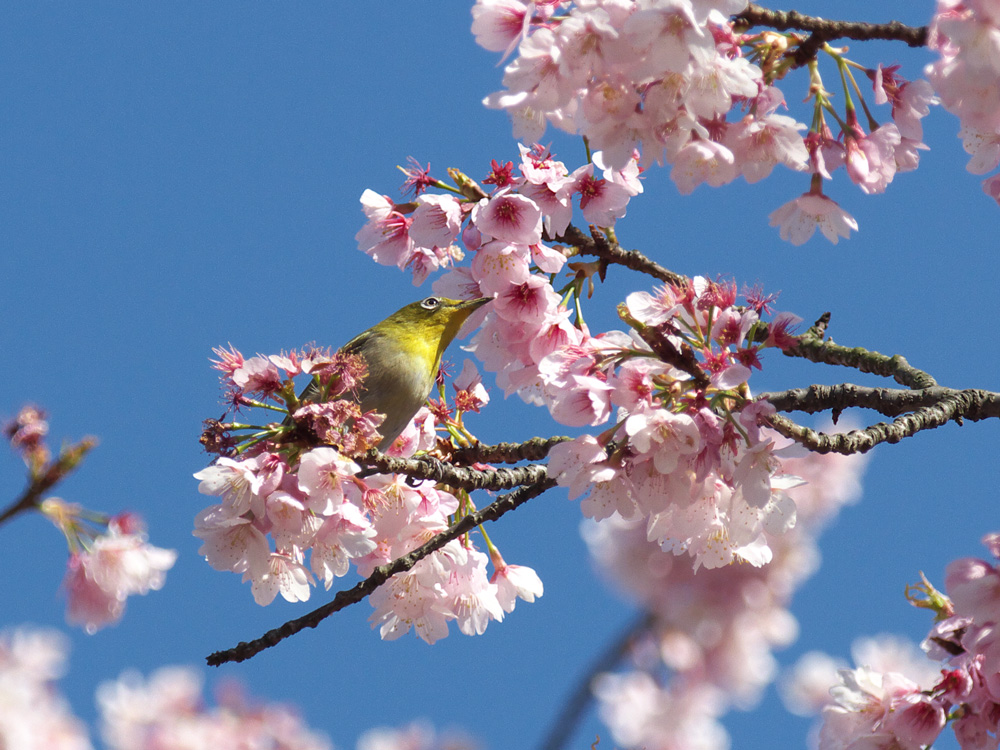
[420,297,442,310]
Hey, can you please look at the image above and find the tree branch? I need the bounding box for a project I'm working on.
[765,394,978,454]
[0,437,97,528]
[733,3,929,66]
[451,436,572,465]
[784,314,938,389]
[760,384,1000,421]
[551,224,686,286]
[357,450,550,491]
[756,314,1000,453]
[206,474,557,665]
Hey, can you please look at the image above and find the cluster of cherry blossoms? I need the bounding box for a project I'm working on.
[359,142,641,285]
[584,431,868,750]
[926,0,1000,203]
[1,624,478,750]
[3,406,176,634]
[0,629,90,750]
[98,665,332,750]
[0,626,336,750]
[544,279,805,570]
[56,509,177,635]
[196,345,541,644]
[358,146,806,571]
[778,532,1000,750]
[470,0,938,245]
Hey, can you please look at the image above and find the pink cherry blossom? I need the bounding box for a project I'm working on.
[471,191,542,244]
[247,552,313,605]
[671,138,738,194]
[518,142,571,190]
[309,502,377,588]
[368,548,455,644]
[355,189,415,269]
[0,628,91,750]
[297,447,360,515]
[470,240,532,295]
[844,118,902,195]
[452,358,490,412]
[441,546,504,636]
[946,553,1000,623]
[64,553,125,634]
[63,521,177,634]
[194,456,271,517]
[570,162,632,225]
[97,664,333,750]
[231,354,283,395]
[490,557,544,613]
[780,651,849,716]
[727,111,809,183]
[954,713,1000,750]
[471,0,531,55]
[493,273,560,324]
[625,285,682,326]
[625,408,701,474]
[769,190,859,245]
[409,193,463,250]
[193,504,271,574]
[983,173,1000,204]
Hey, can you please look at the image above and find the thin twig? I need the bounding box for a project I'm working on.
[551,224,685,286]
[0,438,97,528]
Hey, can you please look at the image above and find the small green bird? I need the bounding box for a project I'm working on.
[293,296,491,449]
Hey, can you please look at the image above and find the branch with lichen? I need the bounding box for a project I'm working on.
[756,315,999,453]
[784,313,937,389]
[450,436,572,465]
[356,449,550,491]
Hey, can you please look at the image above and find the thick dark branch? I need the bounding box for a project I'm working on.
[785,314,937,389]
[734,3,928,66]
[551,224,685,286]
[207,474,557,665]
[761,384,1000,421]
[357,450,549,491]
[766,387,994,453]
[757,314,999,453]
[451,436,571,465]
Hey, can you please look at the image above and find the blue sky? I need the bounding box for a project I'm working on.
[2,3,998,749]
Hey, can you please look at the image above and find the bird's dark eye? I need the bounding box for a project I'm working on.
[420,297,442,310]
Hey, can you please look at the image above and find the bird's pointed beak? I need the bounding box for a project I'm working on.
[451,297,493,340]
[461,296,492,311]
